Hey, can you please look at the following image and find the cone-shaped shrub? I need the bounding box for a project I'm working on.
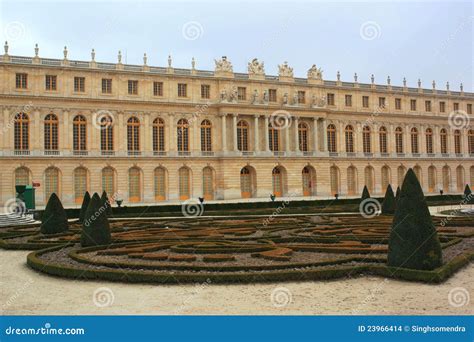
[387,168,442,270]
[361,185,370,201]
[78,191,91,223]
[395,186,401,200]
[464,184,473,204]
[100,191,113,216]
[81,192,111,247]
[381,185,396,215]
[40,193,68,234]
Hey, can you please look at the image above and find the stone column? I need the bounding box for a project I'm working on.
[419,124,425,155]
[405,124,411,154]
[33,108,41,152]
[433,125,440,154]
[192,116,199,153]
[389,124,394,154]
[264,115,270,152]
[372,123,378,154]
[294,116,299,151]
[144,113,151,153]
[232,113,238,152]
[312,117,318,152]
[62,109,70,152]
[463,127,469,154]
[285,119,290,153]
[321,118,327,152]
[253,115,259,152]
[117,111,124,152]
[356,122,362,154]
[168,113,175,153]
[220,113,227,152]
[2,107,10,150]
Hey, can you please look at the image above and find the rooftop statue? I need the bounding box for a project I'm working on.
[248,58,265,75]
[214,56,233,73]
[278,61,293,78]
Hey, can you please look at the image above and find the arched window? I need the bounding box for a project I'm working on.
[44,114,59,151]
[381,166,390,191]
[129,167,141,202]
[268,122,280,152]
[345,125,354,153]
[302,166,316,196]
[73,115,87,151]
[100,116,114,151]
[14,113,29,151]
[44,167,59,201]
[347,166,357,195]
[178,167,191,200]
[240,167,254,198]
[127,117,140,152]
[410,128,419,154]
[15,167,30,186]
[395,127,403,153]
[74,167,88,204]
[397,166,407,187]
[365,166,375,194]
[272,167,284,196]
[379,126,387,153]
[362,126,371,153]
[414,166,422,186]
[440,128,448,154]
[202,167,214,200]
[152,118,165,152]
[442,166,451,193]
[237,120,249,151]
[200,119,212,152]
[298,123,309,152]
[428,166,436,193]
[330,166,340,195]
[425,128,433,154]
[468,130,474,154]
[327,124,337,153]
[177,119,189,152]
[154,167,167,201]
[456,166,465,192]
[454,130,462,154]
[101,167,115,196]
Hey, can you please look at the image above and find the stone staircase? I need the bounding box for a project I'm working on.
[0,213,37,227]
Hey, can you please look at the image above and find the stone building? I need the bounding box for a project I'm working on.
[0,43,473,207]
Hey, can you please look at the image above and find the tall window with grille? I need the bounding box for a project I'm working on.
[200,120,212,151]
[100,116,114,151]
[426,128,433,154]
[127,117,140,152]
[395,127,404,153]
[238,87,247,101]
[177,119,189,152]
[268,89,277,102]
[202,167,214,200]
[44,167,59,201]
[397,166,406,187]
[362,126,371,153]
[44,114,59,151]
[439,101,446,112]
[410,99,417,111]
[298,123,308,151]
[440,129,448,154]
[410,128,419,154]
[365,167,375,194]
[425,100,431,112]
[442,166,451,192]
[453,103,459,111]
[469,130,474,154]
[456,166,464,192]
[201,84,210,99]
[327,93,335,106]
[178,83,187,97]
[454,130,462,154]
[379,126,387,153]
[330,166,339,195]
[16,73,28,89]
[15,167,30,186]
[347,166,356,195]
[74,77,85,92]
[153,82,163,96]
[128,80,138,95]
[74,168,88,204]
[152,118,165,152]
[428,167,436,193]
[297,91,306,104]
[154,167,166,201]
[73,115,87,151]
[467,104,472,115]
[129,168,141,202]
[395,98,402,110]
[327,124,336,153]
[268,123,280,152]
[101,167,115,196]
[237,120,249,151]
[381,166,390,191]
[102,78,112,94]
[178,167,190,200]
[378,97,386,108]
[45,75,57,91]
[14,113,29,151]
[345,125,354,153]
[344,95,352,107]
[362,96,369,108]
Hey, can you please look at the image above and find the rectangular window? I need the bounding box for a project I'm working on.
[395,98,401,110]
[45,75,57,91]
[153,82,163,96]
[468,104,473,115]
[410,99,417,111]
[102,78,112,94]
[345,94,352,107]
[16,73,28,89]
[74,77,85,92]
[327,93,335,106]
[378,97,386,108]
[453,102,459,111]
[425,100,431,112]
[440,101,446,112]
[362,96,369,108]
[269,89,277,102]
[201,84,210,99]
[128,80,138,95]
[238,87,247,101]
[298,91,306,104]
[178,83,187,97]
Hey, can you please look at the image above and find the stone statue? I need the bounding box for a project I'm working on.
[307,64,323,80]
[283,92,288,105]
[118,50,122,64]
[263,90,269,103]
[214,56,233,73]
[91,49,95,61]
[35,44,39,57]
[191,57,196,70]
[278,61,293,78]
[252,89,259,104]
[63,46,68,59]
[229,87,238,102]
[293,92,298,105]
[143,53,147,65]
[220,89,227,102]
[168,54,172,68]
[248,58,265,75]
[4,41,8,55]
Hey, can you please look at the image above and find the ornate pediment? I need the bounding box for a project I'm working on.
[214,56,233,73]
[307,64,323,80]
[278,61,293,78]
[248,58,264,75]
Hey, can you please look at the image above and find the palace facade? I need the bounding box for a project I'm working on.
[0,44,473,207]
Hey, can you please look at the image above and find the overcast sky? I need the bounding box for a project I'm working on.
[1,0,472,91]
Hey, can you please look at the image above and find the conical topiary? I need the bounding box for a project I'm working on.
[100,191,113,216]
[381,185,396,215]
[463,184,472,204]
[81,192,111,247]
[395,186,401,200]
[78,191,91,223]
[387,168,442,270]
[40,193,68,234]
[361,185,370,201]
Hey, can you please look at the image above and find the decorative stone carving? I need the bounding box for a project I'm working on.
[220,89,227,102]
[118,50,122,64]
[278,61,293,78]
[263,90,269,103]
[34,44,39,57]
[248,58,265,75]
[63,46,68,60]
[168,54,172,68]
[91,49,95,61]
[252,89,259,104]
[214,56,233,73]
[307,64,323,80]
[293,93,298,105]
[143,53,147,65]
[191,57,196,70]
[4,41,8,55]
[282,93,289,105]
[228,87,238,103]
